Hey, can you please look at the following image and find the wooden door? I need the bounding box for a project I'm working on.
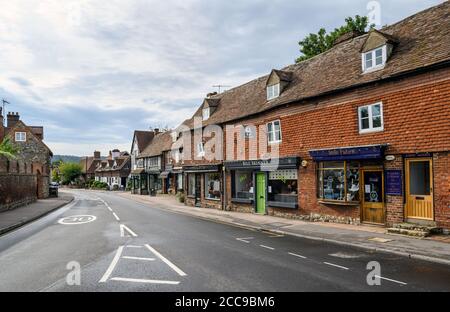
[256,173,266,214]
[405,158,433,220]
[361,170,384,224]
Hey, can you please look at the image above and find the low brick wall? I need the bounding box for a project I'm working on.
[0,174,37,212]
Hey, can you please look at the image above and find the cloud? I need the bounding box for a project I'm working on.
[0,0,443,155]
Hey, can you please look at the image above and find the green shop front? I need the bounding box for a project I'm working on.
[225,157,300,214]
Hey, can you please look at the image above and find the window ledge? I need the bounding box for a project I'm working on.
[205,197,221,202]
[231,198,253,204]
[318,200,360,206]
[267,201,298,209]
[359,128,384,135]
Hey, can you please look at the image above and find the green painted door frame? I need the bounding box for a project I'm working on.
[256,172,266,214]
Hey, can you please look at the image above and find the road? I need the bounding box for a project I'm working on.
[0,189,449,292]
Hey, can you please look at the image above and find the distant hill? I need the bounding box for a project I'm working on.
[52,155,82,164]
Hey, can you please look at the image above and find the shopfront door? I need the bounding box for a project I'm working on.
[195,173,202,206]
[361,170,384,224]
[405,158,433,220]
[256,173,266,214]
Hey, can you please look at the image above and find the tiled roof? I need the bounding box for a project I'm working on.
[138,131,173,158]
[183,2,450,129]
[134,130,155,152]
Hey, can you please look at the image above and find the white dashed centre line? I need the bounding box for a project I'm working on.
[288,252,307,259]
[236,237,254,243]
[375,275,407,285]
[259,244,275,250]
[323,262,349,270]
[112,212,120,221]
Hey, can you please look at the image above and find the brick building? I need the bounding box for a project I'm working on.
[0,110,53,210]
[94,150,130,190]
[176,3,450,229]
[80,151,103,182]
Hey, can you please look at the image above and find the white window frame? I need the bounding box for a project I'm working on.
[358,102,384,134]
[362,46,387,73]
[267,120,282,144]
[197,142,205,157]
[15,132,26,142]
[202,107,210,121]
[266,83,280,100]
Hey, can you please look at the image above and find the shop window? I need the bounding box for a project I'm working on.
[233,171,254,200]
[317,161,360,202]
[358,102,383,133]
[177,174,184,191]
[268,169,298,203]
[187,174,196,196]
[205,172,221,200]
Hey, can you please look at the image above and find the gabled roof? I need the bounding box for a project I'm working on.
[138,131,173,158]
[267,69,293,84]
[360,29,399,53]
[131,130,155,153]
[4,120,53,156]
[182,2,450,129]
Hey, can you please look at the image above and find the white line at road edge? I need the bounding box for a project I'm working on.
[323,262,349,270]
[99,246,124,283]
[120,224,138,237]
[110,277,179,285]
[375,275,407,285]
[122,256,156,261]
[288,252,307,259]
[112,212,120,221]
[259,244,275,250]
[145,244,187,277]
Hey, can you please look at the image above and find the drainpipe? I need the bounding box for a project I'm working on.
[222,165,226,211]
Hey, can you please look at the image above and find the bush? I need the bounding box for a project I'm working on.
[176,191,185,203]
[90,181,109,190]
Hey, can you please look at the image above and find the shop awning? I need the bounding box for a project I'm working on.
[224,157,300,171]
[309,144,387,161]
[131,168,145,175]
[160,171,170,178]
[183,165,220,173]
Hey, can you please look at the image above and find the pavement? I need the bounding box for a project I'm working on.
[0,189,449,292]
[117,192,450,266]
[0,191,74,236]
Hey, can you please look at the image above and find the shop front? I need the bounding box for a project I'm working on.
[310,144,387,224]
[183,164,222,209]
[225,157,300,214]
[130,168,148,195]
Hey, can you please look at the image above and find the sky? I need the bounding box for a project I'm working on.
[0,0,443,156]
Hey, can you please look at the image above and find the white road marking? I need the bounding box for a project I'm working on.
[112,212,120,221]
[236,237,254,243]
[122,256,155,261]
[99,246,124,283]
[145,244,187,277]
[125,245,142,248]
[110,277,180,285]
[259,244,275,250]
[107,206,113,212]
[120,224,138,237]
[323,262,349,270]
[375,275,407,285]
[288,252,307,259]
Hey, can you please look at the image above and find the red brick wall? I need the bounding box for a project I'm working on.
[434,152,450,229]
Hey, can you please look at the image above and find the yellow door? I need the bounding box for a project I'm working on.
[405,158,433,220]
[361,170,385,224]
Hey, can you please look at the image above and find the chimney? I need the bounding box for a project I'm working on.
[111,149,120,160]
[94,151,101,159]
[207,92,218,98]
[154,128,160,135]
[7,112,20,128]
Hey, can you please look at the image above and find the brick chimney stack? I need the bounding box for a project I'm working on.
[94,151,101,159]
[7,112,20,128]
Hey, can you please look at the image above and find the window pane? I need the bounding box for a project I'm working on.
[268,169,298,203]
[188,174,195,196]
[375,48,382,58]
[346,168,360,202]
[267,122,273,133]
[205,173,221,199]
[375,48,383,65]
[360,106,369,118]
[365,52,372,68]
[363,171,383,203]
[234,171,253,199]
[372,104,381,116]
[409,161,431,195]
[275,130,281,141]
[274,120,280,130]
[361,118,370,129]
[322,168,345,201]
[372,116,382,128]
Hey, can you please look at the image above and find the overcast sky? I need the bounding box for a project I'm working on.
[0,0,443,156]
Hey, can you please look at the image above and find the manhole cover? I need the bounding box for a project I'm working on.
[58,215,97,225]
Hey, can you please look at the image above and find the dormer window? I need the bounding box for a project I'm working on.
[202,108,210,120]
[267,83,280,100]
[363,46,386,72]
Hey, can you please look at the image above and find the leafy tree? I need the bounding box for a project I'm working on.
[59,162,82,185]
[296,15,374,63]
[51,168,61,183]
[0,136,19,159]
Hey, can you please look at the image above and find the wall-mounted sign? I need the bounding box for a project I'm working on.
[385,170,402,196]
[385,155,396,161]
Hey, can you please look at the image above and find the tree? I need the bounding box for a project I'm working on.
[52,168,61,183]
[59,162,82,185]
[0,137,19,159]
[296,15,374,63]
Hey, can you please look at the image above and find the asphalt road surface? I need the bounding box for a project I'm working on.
[0,189,449,292]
